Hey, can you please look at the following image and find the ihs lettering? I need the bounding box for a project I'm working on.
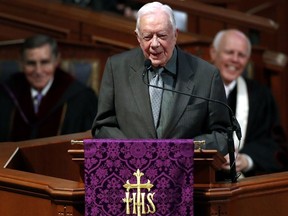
[123,169,156,216]
[123,192,156,215]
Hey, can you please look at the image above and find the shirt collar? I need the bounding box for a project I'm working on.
[148,47,177,76]
[224,79,237,98]
[31,77,54,98]
[164,48,177,76]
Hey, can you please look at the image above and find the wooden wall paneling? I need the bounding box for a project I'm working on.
[276,0,288,54]
[81,21,138,48]
[267,65,288,135]
[134,0,278,31]
[0,0,97,42]
[198,18,226,38]
[0,12,70,40]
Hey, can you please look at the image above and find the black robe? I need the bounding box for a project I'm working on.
[0,68,98,142]
[228,77,285,176]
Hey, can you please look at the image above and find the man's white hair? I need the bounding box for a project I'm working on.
[135,1,176,34]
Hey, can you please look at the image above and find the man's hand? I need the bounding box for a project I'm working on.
[222,153,249,172]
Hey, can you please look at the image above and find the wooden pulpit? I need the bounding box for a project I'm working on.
[69,139,288,216]
[0,131,90,216]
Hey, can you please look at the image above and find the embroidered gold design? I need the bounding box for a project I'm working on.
[123,169,156,215]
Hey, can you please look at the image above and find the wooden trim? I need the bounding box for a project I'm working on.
[0,12,70,37]
[134,0,279,32]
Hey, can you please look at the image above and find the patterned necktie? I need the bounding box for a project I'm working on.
[34,93,43,113]
[149,68,164,127]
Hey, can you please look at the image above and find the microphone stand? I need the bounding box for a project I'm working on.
[143,59,241,183]
[228,127,237,183]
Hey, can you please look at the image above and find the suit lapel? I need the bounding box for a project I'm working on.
[128,50,157,137]
[163,48,196,137]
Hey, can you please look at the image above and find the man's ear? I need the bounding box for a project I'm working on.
[135,31,141,44]
[175,28,179,39]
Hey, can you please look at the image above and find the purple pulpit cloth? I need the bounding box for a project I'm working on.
[84,139,194,216]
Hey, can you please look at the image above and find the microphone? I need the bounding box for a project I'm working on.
[143,59,241,183]
[144,59,153,73]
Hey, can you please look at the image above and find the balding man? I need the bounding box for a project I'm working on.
[210,29,284,177]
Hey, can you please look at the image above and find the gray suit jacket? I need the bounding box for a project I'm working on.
[92,47,230,154]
